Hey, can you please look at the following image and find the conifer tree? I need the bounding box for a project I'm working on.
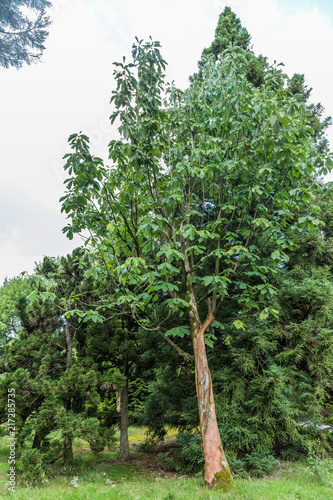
[192,6,267,86]
[0,253,115,470]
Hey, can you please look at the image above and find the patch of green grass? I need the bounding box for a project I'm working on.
[1,430,333,499]
[1,470,333,500]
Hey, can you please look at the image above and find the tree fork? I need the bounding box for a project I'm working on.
[188,294,234,490]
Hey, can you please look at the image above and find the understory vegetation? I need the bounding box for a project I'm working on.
[1,428,333,499]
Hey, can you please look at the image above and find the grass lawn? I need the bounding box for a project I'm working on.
[1,428,333,499]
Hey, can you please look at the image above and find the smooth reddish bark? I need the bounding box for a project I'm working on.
[187,282,234,489]
[192,323,233,488]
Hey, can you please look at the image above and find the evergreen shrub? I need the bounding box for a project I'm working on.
[19,449,49,485]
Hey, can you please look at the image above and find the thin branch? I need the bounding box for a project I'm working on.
[158,330,194,363]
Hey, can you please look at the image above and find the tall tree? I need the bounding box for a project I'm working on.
[60,37,332,488]
[0,0,51,69]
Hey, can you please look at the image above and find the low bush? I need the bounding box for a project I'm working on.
[19,448,49,485]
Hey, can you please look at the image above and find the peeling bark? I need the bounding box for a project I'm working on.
[116,391,121,413]
[184,253,234,490]
[192,319,234,490]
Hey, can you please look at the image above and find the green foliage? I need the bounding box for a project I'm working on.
[193,7,267,87]
[243,450,280,478]
[19,449,49,485]
[165,326,191,338]
[0,276,30,355]
[157,432,204,475]
[175,432,204,474]
[307,455,333,487]
[77,417,116,455]
[0,0,51,69]
[225,450,280,479]
[0,251,123,474]
[157,433,280,479]
[60,37,329,338]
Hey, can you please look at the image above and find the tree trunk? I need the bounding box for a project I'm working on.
[64,323,72,370]
[187,288,234,490]
[63,438,73,468]
[118,351,130,460]
[32,431,41,450]
[116,391,121,413]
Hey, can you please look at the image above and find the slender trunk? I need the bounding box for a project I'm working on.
[192,324,234,490]
[63,438,73,468]
[65,323,72,370]
[116,391,121,413]
[63,325,73,467]
[32,432,41,450]
[118,351,130,460]
[187,289,234,490]
[116,391,121,430]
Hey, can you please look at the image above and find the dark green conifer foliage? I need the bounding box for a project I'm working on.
[0,252,116,471]
[286,73,332,154]
[0,0,51,68]
[0,249,151,473]
[83,313,151,461]
[195,7,331,154]
[203,6,250,56]
[0,276,30,357]
[192,6,267,86]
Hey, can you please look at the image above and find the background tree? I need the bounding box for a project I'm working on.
[286,73,332,154]
[0,252,115,472]
[194,7,331,157]
[192,6,267,86]
[29,250,149,462]
[82,301,151,461]
[0,0,51,69]
[0,276,30,357]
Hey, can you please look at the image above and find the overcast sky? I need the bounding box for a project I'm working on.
[1,0,333,284]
